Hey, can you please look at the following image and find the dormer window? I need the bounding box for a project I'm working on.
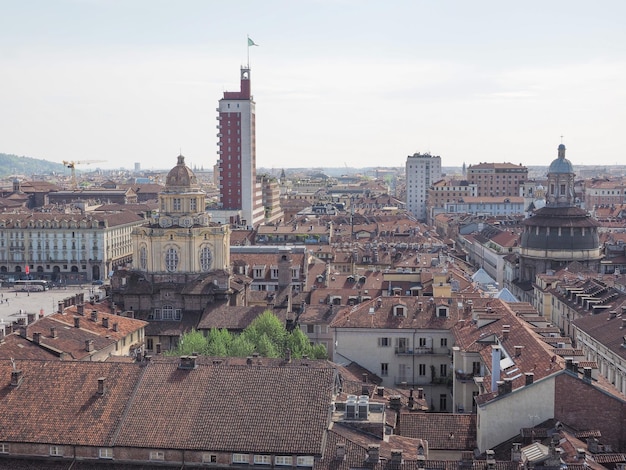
[393,305,407,317]
[437,306,449,318]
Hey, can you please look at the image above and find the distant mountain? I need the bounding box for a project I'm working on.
[0,153,66,178]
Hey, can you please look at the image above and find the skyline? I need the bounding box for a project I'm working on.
[1,1,625,171]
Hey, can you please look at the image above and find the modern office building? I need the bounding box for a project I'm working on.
[405,152,441,221]
[214,67,265,228]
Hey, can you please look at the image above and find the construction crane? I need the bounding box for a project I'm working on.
[62,160,106,189]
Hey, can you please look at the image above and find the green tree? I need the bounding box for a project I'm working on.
[169,329,207,355]
[205,328,232,356]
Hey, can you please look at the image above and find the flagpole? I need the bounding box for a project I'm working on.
[247,35,250,68]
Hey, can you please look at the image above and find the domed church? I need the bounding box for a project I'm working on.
[518,144,602,283]
[111,155,240,353]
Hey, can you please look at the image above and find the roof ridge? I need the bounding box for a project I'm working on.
[109,362,149,446]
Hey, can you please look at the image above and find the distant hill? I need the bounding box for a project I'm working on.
[0,153,66,178]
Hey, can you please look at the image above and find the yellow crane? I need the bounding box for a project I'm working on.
[62,160,106,189]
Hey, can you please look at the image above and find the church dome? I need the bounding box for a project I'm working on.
[165,155,198,189]
[548,144,574,174]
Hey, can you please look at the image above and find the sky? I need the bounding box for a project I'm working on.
[1,1,625,172]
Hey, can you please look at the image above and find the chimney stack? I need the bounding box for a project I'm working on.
[376,386,385,397]
[97,377,106,395]
[491,345,501,392]
[390,450,403,465]
[408,388,414,408]
[10,370,23,387]
[27,313,35,324]
[58,301,64,314]
[502,328,510,340]
[112,323,118,332]
[179,355,197,370]
[102,317,109,329]
[525,372,534,386]
[77,304,84,315]
[335,443,346,460]
[583,367,592,383]
[85,339,94,352]
[91,310,98,322]
[33,332,41,344]
[417,387,424,399]
[514,345,523,357]
[74,316,81,328]
[367,444,380,463]
[50,327,57,338]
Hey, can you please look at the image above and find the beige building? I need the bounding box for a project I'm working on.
[132,155,230,274]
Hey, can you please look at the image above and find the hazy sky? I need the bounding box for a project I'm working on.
[2,1,625,171]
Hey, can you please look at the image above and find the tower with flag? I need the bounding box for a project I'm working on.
[213,37,265,228]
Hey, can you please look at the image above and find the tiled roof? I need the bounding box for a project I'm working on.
[398,413,477,450]
[115,360,335,454]
[198,302,271,330]
[0,333,62,360]
[0,360,142,445]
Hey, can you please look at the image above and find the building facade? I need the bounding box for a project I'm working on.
[467,162,528,198]
[215,67,265,228]
[406,153,442,221]
[0,211,144,284]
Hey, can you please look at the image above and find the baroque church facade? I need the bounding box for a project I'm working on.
[110,156,245,352]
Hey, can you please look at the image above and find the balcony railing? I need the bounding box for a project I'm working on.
[394,347,450,356]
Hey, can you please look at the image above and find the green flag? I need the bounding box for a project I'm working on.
[248,37,259,47]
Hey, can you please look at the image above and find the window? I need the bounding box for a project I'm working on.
[439,394,447,411]
[440,364,448,377]
[297,456,314,467]
[0,443,8,454]
[50,446,63,456]
[378,337,390,347]
[190,198,197,211]
[254,455,272,465]
[419,364,426,376]
[440,338,448,347]
[150,451,165,461]
[200,246,213,271]
[173,198,181,211]
[202,453,218,463]
[472,361,481,375]
[99,448,113,459]
[233,453,250,464]
[146,338,154,351]
[139,246,147,270]
[419,337,427,347]
[162,305,173,320]
[381,363,388,376]
[165,247,179,272]
[276,456,293,466]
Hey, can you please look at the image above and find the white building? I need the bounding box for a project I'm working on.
[406,153,441,221]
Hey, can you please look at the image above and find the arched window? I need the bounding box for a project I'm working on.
[139,246,147,270]
[165,248,179,272]
[200,246,213,271]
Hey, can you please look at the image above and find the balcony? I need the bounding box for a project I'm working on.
[455,371,478,382]
[395,346,433,355]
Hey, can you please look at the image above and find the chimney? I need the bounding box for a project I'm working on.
[85,339,94,352]
[583,367,592,383]
[27,313,35,324]
[525,372,534,386]
[491,345,501,392]
[97,377,106,395]
[486,450,496,470]
[102,317,109,329]
[565,358,573,370]
[367,444,380,463]
[74,316,81,328]
[112,323,118,332]
[91,310,98,322]
[389,395,401,411]
[33,332,41,344]
[10,370,23,387]
[246,356,253,365]
[417,387,424,399]
[622,318,626,329]
[335,443,346,460]
[502,328,510,340]
[50,327,57,338]
[408,388,414,408]
[376,386,385,397]
[57,301,64,313]
[390,450,403,465]
[503,377,513,394]
[514,345,523,357]
[77,304,84,315]
[511,443,522,462]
